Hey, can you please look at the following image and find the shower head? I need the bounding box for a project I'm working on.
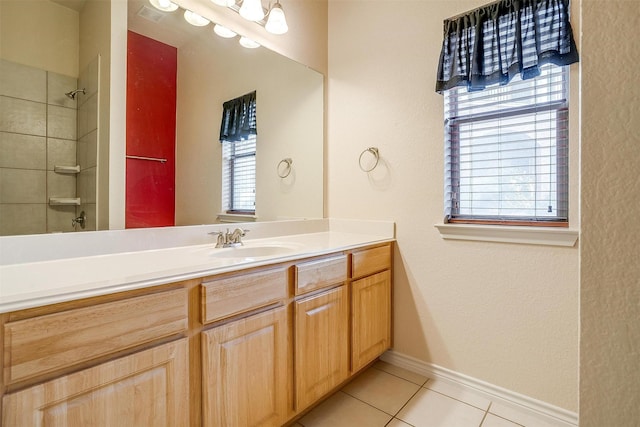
[65,88,86,100]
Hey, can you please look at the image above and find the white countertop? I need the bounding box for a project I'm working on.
[0,227,394,313]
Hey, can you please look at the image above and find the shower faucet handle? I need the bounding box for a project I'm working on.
[72,211,86,229]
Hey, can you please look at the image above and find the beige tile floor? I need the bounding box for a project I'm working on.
[292,361,575,427]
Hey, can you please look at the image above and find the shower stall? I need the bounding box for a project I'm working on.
[0,58,100,236]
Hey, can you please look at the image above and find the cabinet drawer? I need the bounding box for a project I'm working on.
[3,338,190,426]
[4,288,188,385]
[295,254,347,295]
[351,244,391,279]
[201,267,288,324]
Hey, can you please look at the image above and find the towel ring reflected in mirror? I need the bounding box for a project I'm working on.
[359,147,379,172]
[277,158,293,178]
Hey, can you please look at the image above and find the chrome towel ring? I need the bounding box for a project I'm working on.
[277,158,293,178]
[359,147,379,172]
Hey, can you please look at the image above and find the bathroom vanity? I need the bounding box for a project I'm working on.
[0,223,393,426]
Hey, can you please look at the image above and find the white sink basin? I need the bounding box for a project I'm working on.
[208,242,305,259]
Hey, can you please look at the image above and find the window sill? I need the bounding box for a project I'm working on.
[434,223,579,247]
[217,213,258,223]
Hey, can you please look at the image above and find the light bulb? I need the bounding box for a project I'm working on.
[265,2,288,34]
[214,24,237,38]
[239,0,265,21]
[184,10,210,26]
[149,0,178,12]
[211,0,236,6]
[239,36,260,49]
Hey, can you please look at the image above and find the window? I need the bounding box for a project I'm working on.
[221,136,256,214]
[444,64,569,226]
[219,91,257,215]
[444,65,568,225]
[435,0,578,228]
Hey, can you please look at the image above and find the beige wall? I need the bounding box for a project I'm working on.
[174,33,324,224]
[328,0,579,411]
[0,0,79,77]
[580,0,640,425]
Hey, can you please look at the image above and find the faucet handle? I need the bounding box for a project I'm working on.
[208,231,226,247]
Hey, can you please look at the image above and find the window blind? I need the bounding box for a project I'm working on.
[444,64,569,224]
[222,136,256,213]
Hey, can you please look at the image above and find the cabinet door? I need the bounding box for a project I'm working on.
[202,307,290,427]
[352,270,392,372]
[294,285,349,411]
[2,338,190,427]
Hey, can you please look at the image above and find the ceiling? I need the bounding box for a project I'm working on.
[50,0,87,12]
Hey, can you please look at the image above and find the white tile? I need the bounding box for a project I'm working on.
[298,391,392,427]
[373,360,429,386]
[77,92,98,139]
[396,388,486,427]
[0,132,46,169]
[78,56,99,105]
[47,205,76,233]
[489,402,576,427]
[47,71,78,108]
[481,413,523,427]
[342,367,421,415]
[77,166,96,204]
[47,138,77,170]
[0,96,46,135]
[0,204,46,236]
[424,379,491,410]
[387,419,414,427]
[47,171,76,199]
[47,105,76,140]
[0,169,46,203]
[0,59,46,102]
[85,93,98,133]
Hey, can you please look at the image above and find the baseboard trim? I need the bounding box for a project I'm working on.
[380,350,578,426]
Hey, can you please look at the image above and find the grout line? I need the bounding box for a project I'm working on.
[478,407,489,427]
[385,417,417,427]
[372,363,430,387]
[421,384,490,412]
[388,380,425,420]
[338,390,397,418]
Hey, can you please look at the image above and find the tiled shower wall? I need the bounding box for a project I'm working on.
[77,57,99,232]
[0,59,98,236]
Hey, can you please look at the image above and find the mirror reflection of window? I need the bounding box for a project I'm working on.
[221,136,256,214]
[219,91,257,215]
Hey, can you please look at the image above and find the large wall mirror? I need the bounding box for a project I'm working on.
[0,0,324,237]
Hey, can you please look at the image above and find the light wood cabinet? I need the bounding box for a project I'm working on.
[4,288,188,385]
[0,241,393,426]
[201,307,290,427]
[352,270,392,372]
[201,267,288,324]
[3,338,190,426]
[294,254,347,295]
[294,285,349,411]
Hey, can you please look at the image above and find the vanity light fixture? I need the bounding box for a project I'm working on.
[239,0,265,21]
[214,24,237,38]
[239,36,261,48]
[184,9,210,26]
[265,0,288,35]
[149,0,178,12]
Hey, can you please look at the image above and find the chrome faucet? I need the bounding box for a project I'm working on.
[210,228,249,248]
[72,211,86,229]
